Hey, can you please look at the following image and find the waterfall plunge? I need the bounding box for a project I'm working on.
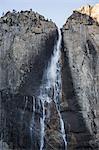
[30,29,67,150]
[46,29,67,148]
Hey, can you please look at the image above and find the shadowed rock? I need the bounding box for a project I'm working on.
[0,10,58,149]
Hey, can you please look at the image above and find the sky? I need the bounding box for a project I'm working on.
[0,0,99,27]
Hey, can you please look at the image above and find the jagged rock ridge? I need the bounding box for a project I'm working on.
[76,4,99,23]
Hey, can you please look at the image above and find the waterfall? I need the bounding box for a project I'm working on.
[30,29,67,150]
[39,29,67,150]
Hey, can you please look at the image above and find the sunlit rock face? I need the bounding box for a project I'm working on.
[76,4,99,23]
[61,5,99,150]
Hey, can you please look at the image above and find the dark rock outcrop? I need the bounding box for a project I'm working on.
[61,6,99,150]
[0,11,58,149]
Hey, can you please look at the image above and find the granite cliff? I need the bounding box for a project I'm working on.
[0,10,58,149]
[61,4,99,150]
[0,10,58,94]
[0,4,99,150]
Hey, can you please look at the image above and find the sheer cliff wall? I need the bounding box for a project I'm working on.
[0,11,58,149]
[61,10,99,150]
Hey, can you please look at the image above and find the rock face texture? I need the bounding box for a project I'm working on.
[0,4,99,150]
[0,10,57,94]
[0,11,58,149]
[77,4,99,23]
[61,5,99,150]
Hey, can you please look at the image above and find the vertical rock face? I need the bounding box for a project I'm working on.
[0,11,58,94]
[61,6,99,150]
[0,5,99,150]
[0,11,58,149]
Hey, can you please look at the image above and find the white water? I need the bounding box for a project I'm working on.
[39,29,67,150]
[40,100,45,150]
